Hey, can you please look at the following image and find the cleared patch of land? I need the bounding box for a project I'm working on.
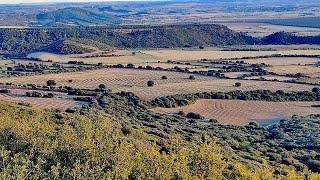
[142,49,320,61]
[266,65,320,77]
[0,89,84,110]
[224,72,249,78]
[29,51,157,64]
[245,75,296,81]
[153,99,320,125]
[222,22,320,37]
[244,57,319,66]
[0,68,316,100]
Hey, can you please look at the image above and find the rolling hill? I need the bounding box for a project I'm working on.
[0,24,255,56]
[0,24,319,57]
[36,7,121,26]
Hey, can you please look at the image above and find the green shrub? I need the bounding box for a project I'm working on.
[147,80,155,87]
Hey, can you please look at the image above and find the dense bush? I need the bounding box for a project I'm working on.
[46,80,56,87]
[150,90,319,108]
[147,80,155,87]
[189,75,195,80]
[0,89,10,93]
[2,102,318,178]
[161,76,168,80]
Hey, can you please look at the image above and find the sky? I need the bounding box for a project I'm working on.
[0,0,140,4]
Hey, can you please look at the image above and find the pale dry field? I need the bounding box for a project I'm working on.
[0,68,316,100]
[0,90,83,110]
[142,49,320,61]
[28,49,320,64]
[28,51,157,64]
[266,65,320,77]
[223,72,249,78]
[135,62,197,69]
[245,75,296,81]
[153,99,320,125]
[222,23,320,37]
[244,57,319,66]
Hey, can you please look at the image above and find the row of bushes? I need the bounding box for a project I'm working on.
[150,89,320,108]
[26,91,54,98]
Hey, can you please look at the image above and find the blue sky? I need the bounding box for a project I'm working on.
[0,0,142,4]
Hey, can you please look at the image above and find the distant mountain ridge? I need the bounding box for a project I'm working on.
[36,7,121,26]
[0,24,254,56]
[0,24,319,57]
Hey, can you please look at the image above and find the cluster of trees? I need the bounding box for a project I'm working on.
[1,102,319,178]
[26,91,54,98]
[0,24,255,56]
[150,89,320,108]
[78,91,320,175]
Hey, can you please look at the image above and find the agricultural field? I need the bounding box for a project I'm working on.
[266,65,320,78]
[221,23,320,37]
[0,68,317,100]
[243,57,319,66]
[27,47,320,65]
[141,49,320,61]
[0,88,84,110]
[153,99,320,125]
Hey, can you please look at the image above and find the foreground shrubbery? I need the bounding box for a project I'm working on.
[0,103,319,179]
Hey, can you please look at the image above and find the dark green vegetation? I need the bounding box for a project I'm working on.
[265,17,320,28]
[150,90,320,108]
[74,91,320,175]
[0,101,319,178]
[36,7,120,26]
[42,40,100,55]
[261,32,320,45]
[1,24,320,57]
[0,24,254,57]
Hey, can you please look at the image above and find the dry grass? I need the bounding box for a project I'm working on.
[222,22,320,37]
[152,99,320,125]
[244,57,319,66]
[142,49,320,61]
[135,62,197,69]
[0,89,83,110]
[266,65,320,77]
[28,51,158,64]
[0,68,316,100]
[224,72,249,78]
[244,75,297,81]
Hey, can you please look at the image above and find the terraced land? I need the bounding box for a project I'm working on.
[153,99,320,125]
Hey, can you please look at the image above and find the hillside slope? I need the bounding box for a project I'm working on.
[0,24,320,57]
[36,7,120,26]
[261,31,320,45]
[0,24,255,56]
[0,102,319,178]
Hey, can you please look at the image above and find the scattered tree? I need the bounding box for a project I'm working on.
[189,75,195,80]
[99,84,106,89]
[147,81,155,87]
[46,80,56,87]
[235,82,242,87]
[312,87,320,94]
